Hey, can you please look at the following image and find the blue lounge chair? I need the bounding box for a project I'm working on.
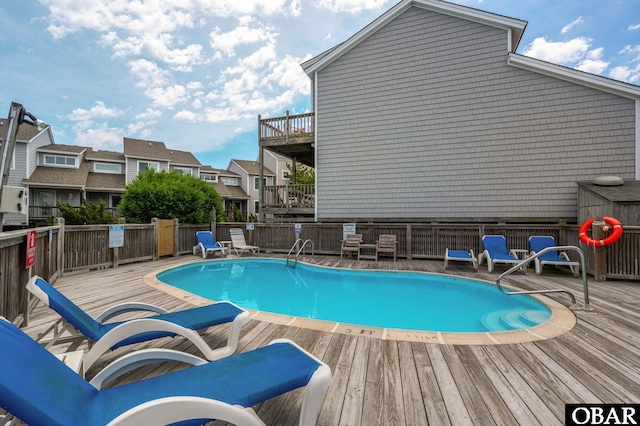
[195,231,227,258]
[529,236,580,276]
[26,275,250,361]
[479,235,524,273]
[444,248,478,270]
[0,317,332,426]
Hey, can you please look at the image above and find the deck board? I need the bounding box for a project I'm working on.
[15,253,640,425]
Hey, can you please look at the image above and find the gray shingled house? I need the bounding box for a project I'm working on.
[262,0,640,223]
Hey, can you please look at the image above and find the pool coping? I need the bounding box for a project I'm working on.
[142,257,577,345]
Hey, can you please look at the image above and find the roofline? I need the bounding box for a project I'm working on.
[508,53,640,100]
[37,147,88,155]
[24,182,85,189]
[302,0,526,76]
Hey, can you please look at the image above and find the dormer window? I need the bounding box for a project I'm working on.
[171,166,193,176]
[221,177,238,186]
[201,174,218,183]
[94,162,121,174]
[44,155,76,167]
[138,161,159,173]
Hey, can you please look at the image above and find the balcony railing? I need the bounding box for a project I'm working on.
[262,184,314,209]
[259,111,315,141]
[29,205,119,221]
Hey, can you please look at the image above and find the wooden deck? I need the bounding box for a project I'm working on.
[20,254,640,426]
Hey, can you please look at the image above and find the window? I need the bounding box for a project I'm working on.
[254,176,267,191]
[171,166,193,176]
[138,161,159,173]
[282,170,291,180]
[94,162,121,173]
[201,174,218,182]
[254,201,259,214]
[44,155,76,167]
[221,177,238,185]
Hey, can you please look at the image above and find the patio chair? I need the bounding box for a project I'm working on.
[0,316,332,426]
[26,275,250,362]
[375,234,398,261]
[229,228,260,255]
[340,233,362,259]
[529,236,580,276]
[194,231,227,258]
[478,235,524,273]
[443,248,478,271]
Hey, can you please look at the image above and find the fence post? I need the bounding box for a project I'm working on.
[173,218,179,257]
[152,218,158,261]
[54,217,65,277]
[406,224,412,260]
[593,218,607,281]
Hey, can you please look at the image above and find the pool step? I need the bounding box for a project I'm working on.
[481,309,550,331]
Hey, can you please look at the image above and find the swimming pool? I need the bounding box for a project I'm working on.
[156,258,552,333]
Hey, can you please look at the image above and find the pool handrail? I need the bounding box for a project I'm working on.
[286,239,315,268]
[495,245,592,311]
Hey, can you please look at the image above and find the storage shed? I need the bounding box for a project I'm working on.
[577,178,640,226]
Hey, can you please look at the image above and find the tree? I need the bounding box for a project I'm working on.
[119,169,225,224]
[56,199,114,225]
[287,163,315,184]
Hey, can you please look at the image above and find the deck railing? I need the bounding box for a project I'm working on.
[259,111,315,141]
[262,184,314,209]
[2,221,638,323]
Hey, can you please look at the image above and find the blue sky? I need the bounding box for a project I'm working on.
[1,0,639,169]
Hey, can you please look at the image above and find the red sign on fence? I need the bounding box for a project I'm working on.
[26,230,36,269]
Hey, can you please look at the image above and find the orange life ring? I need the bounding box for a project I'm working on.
[578,216,623,247]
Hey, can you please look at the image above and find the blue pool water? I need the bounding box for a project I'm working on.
[156,259,551,333]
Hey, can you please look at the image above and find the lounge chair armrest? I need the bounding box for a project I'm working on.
[107,396,265,426]
[95,302,171,323]
[268,339,332,426]
[82,318,224,373]
[90,349,208,389]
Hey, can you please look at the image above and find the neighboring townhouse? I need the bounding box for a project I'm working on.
[260,0,640,223]
[23,144,125,224]
[0,119,55,227]
[200,165,251,220]
[227,159,275,219]
[123,138,201,183]
[263,149,293,184]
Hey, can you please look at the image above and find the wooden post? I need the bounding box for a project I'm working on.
[593,217,607,282]
[54,217,65,278]
[406,224,412,260]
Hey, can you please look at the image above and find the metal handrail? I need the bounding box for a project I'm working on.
[286,239,314,268]
[496,246,592,311]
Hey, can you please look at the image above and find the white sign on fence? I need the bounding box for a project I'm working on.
[343,223,356,240]
[295,223,302,234]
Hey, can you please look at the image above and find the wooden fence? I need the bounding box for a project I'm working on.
[1,220,638,323]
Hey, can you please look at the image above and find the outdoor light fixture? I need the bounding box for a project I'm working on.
[19,109,47,132]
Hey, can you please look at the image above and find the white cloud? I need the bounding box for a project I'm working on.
[576,47,609,74]
[73,123,124,150]
[561,17,584,34]
[523,37,591,64]
[209,23,278,57]
[68,101,123,121]
[317,0,389,13]
[144,85,189,108]
[629,23,640,31]
[609,63,640,83]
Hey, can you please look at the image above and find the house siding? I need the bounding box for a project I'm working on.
[315,6,636,221]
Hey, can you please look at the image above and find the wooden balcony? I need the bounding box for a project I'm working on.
[259,111,315,167]
[261,184,314,217]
